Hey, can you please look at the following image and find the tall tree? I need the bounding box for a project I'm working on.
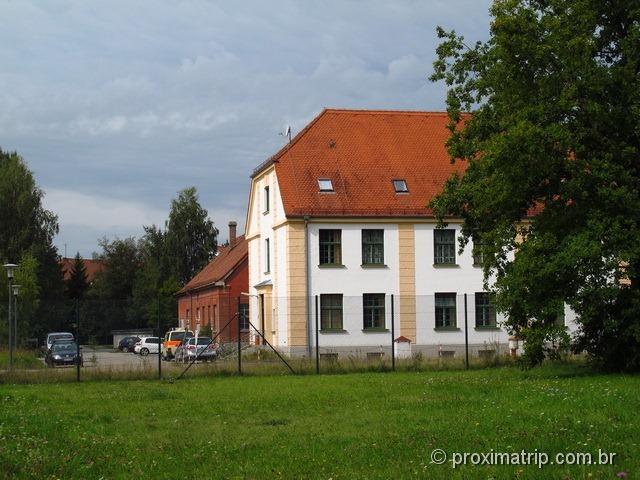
[66,253,89,300]
[165,187,218,285]
[430,1,640,369]
[0,149,65,341]
[86,237,142,339]
[132,225,179,333]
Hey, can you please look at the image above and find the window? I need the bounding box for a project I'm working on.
[363,294,385,329]
[435,293,457,328]
[239,304,249,331]
[393,179,408,193]
[320,294,343,330]
[319,229,342,265]
[475,293,496,327]
[264,186,270,213]
[264,238,270,273]
[473,237,484,266]
[434,229,456,264]
[362,229,384,265]
[318,178,334,192]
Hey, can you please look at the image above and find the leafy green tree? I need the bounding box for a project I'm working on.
[66,253,89,300]
[430,1,640,370]
[0,149,65,342]
[86,237,142,339]
[132,225,179,334]
[165,187,218,286]
[12,253,40,346]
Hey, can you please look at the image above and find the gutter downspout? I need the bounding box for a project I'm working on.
[304,215,312,356]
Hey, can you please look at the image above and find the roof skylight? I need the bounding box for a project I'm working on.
[318,179,334,192]
[393,179,408,193]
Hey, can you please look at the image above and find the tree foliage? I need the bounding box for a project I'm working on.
[165,187,218,286]
[66,253,89,300]
[430,0,640,370]
[0,149,65,342]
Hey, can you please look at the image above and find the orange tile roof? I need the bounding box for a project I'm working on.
[177,235,247,295]
[60,258,105,283]
[255,109,467,217]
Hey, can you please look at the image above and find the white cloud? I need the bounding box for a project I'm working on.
[43,189,166,230]
[0,0,491,255]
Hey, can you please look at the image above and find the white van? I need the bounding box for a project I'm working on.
[46,332,75,350]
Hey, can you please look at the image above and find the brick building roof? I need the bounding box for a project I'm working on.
[177,235,247,295]
[60,258,105,283]
[254,109,467,217]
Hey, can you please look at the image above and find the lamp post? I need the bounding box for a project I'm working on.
[3,263,18,371]
[12,284,21,352]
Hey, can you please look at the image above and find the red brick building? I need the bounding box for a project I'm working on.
[176,222,249,342]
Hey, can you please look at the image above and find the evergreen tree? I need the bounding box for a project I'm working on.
[67,253,89,300]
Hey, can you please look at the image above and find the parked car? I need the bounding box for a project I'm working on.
[161,328,194,360]
[45,332,74,351]
[45,341,83,367]
[174,336,217,363]
[118,336,141,353]
[134,337,160,356]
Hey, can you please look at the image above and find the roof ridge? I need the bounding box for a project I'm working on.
[251,108,331,178]
[323,108,451,115]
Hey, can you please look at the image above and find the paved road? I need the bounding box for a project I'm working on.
[82,347,162,369]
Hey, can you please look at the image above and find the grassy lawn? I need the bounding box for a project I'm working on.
[0,349,44,370]
[0,363,637,479]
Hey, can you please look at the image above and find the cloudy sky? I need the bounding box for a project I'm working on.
[0,0,491,258]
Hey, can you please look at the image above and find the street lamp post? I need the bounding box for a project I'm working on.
[12,284,21,352]
[3,263,18,371]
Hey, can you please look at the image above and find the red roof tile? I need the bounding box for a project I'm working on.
[60,258,105,283]
[256,109,467,217]
[177,236,248,295]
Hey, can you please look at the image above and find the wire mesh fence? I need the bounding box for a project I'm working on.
[0,292,558,382]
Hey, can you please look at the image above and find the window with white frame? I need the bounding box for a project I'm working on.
[264,185,270,213]
[363,294,385,329]
[475,292,496,327]
[434,229,456,264]
[362,229,384,265]
[435,293,457,328]
[264,238,270,273]
[320,294,343,330]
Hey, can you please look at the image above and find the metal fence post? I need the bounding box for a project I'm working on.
[237,296,242,376]
[7,276,12,372]
[391,294,395,371]
[464,293,469,370]
[76,298,81,382]
[315,295,319,374]
[157,295,162,380]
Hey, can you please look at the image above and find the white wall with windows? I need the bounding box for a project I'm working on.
[308,222,400,348]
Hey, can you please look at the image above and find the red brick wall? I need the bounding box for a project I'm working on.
[176,257,248,342]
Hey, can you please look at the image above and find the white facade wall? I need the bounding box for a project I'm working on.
[309,223,400,348]
[247,176,579,354]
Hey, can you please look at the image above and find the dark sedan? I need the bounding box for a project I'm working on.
[45,342,83,367]
[118,336,141,353]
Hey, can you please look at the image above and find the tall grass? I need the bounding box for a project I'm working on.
[0,349,562,385]
[0,348,44,370]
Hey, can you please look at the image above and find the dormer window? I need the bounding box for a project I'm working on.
[393,179,408,193]
[318,179,334,192]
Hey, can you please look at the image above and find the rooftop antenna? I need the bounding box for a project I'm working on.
[279,125,292,143]
[64,243,67,258]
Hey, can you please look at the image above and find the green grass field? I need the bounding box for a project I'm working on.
[0,349,44,370]
[0,363,637,479]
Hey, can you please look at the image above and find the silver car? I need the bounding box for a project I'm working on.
[174,337,217,363]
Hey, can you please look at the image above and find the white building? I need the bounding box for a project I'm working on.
[245,109,576,358]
